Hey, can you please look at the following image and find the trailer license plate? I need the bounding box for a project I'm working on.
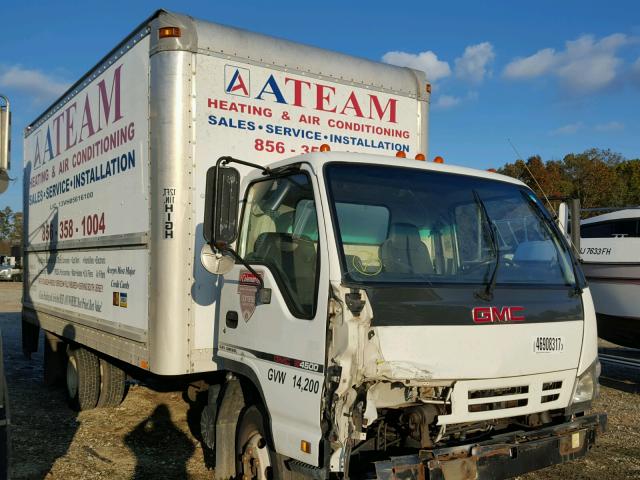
[534,336,564,353]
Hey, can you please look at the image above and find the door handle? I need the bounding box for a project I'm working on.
[226,311,239,329]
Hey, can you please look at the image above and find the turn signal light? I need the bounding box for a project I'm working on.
[159,27,181,38]
[433,156,444,163]
[396,151,407,158]
[415,153,426,161]
[319,144,331,152]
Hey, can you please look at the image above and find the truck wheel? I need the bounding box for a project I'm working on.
[236,405,310,480]
[236,406,274,480]
[97,358,126,408]
[66,347,100,411]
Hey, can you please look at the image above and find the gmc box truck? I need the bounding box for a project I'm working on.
[22,10,605,479]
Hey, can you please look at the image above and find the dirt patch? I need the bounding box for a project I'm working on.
[1,284,639,479]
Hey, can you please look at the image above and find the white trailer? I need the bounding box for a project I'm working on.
[23,10,604,479]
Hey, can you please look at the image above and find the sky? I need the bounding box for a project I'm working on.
[1,0,639,212]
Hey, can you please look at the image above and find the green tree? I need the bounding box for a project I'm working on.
[561,150,626,209]
[499,148,633,211]
[10,211,22,245]
[0,207,13,240]
[0,207,23,245]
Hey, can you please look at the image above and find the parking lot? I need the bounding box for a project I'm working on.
[1,283,639,479]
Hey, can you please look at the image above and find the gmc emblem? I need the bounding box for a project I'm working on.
[472,306,525,324]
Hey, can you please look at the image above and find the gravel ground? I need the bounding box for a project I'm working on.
[1,283,639,479]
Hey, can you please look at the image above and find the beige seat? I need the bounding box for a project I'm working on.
[379,223,434,275]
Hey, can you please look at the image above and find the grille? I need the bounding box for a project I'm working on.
[541,380,562,403]
[437,371,573,426]
[467,385,530,413]
[468,386,529,399]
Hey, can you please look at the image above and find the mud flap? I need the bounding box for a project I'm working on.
[21,315,39,359]
[374,414,606,480]
[215,377,245,479]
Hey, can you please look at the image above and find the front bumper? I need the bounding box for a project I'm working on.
[374,413,607,480]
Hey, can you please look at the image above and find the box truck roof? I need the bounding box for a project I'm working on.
[26,9,428,133]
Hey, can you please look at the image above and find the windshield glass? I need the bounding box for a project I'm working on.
[325,163,576,286]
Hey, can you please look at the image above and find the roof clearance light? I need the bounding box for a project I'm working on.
[415,153,426,161]
[433,156,444,164]
[487,168,497,173]
[426,84,432,94]
[396,151,407,158]
[319,144,331,152]
[159,27,181,38]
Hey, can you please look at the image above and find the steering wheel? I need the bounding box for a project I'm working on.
[352,254,383,276]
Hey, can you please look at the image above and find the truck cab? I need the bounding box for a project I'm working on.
[203,151,605,479]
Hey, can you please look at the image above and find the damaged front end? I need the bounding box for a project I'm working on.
[324,284,455,474]
[323,285,606,479]
[373,414,606,480]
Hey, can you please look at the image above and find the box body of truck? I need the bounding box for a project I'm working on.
[22,10,428,375]
[22,10,605,479]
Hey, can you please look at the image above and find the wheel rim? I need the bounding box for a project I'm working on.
[240,431,271,480]
[66,355,78,399]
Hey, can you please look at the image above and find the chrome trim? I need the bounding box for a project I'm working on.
[148,48,194,375]
[23,306,149,368]
[23,303,146,343]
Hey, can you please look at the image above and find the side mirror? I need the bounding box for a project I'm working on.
[203,165,240,248]
[200,243,235,275]
[557,202,569,238]
[556,199,581,257]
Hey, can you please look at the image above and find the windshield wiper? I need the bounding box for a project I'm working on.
[473,190,499,301]
[519,190,583,296]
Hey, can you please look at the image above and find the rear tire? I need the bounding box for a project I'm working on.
[96,358,126,408]
[66,347,100,411]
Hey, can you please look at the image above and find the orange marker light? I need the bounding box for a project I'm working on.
[415,153,426,161]
[396,151,407,158]
[487,168,497,173]
[426,84,432,94]
[433,156,444,164]
[159,27,181,38]
[319,144,331,152]
[301,440,311,454]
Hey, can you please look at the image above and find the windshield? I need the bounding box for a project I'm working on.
[325,163,576,287]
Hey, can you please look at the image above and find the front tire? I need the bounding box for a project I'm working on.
[236,406,274,480]
[66,347,100,411]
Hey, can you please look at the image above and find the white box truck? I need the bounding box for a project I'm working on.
[22,10,605,479]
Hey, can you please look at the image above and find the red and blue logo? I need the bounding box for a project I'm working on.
[225,65,250,97]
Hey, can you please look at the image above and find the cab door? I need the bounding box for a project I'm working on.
[216,166,329,465]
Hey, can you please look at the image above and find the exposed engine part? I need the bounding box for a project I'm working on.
[402,405,438,448]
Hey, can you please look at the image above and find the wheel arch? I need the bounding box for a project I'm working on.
[215,359,275,479]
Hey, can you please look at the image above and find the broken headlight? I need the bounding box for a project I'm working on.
[567,359,600,414]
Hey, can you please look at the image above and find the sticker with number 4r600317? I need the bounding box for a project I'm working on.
[534,336,564,353]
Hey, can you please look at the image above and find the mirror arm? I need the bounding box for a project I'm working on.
[222,246,265,290]
[217,156,271,176]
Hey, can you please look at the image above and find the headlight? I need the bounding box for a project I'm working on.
[570,359,600,408]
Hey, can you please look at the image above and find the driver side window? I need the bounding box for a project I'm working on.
[239,173,319,319]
